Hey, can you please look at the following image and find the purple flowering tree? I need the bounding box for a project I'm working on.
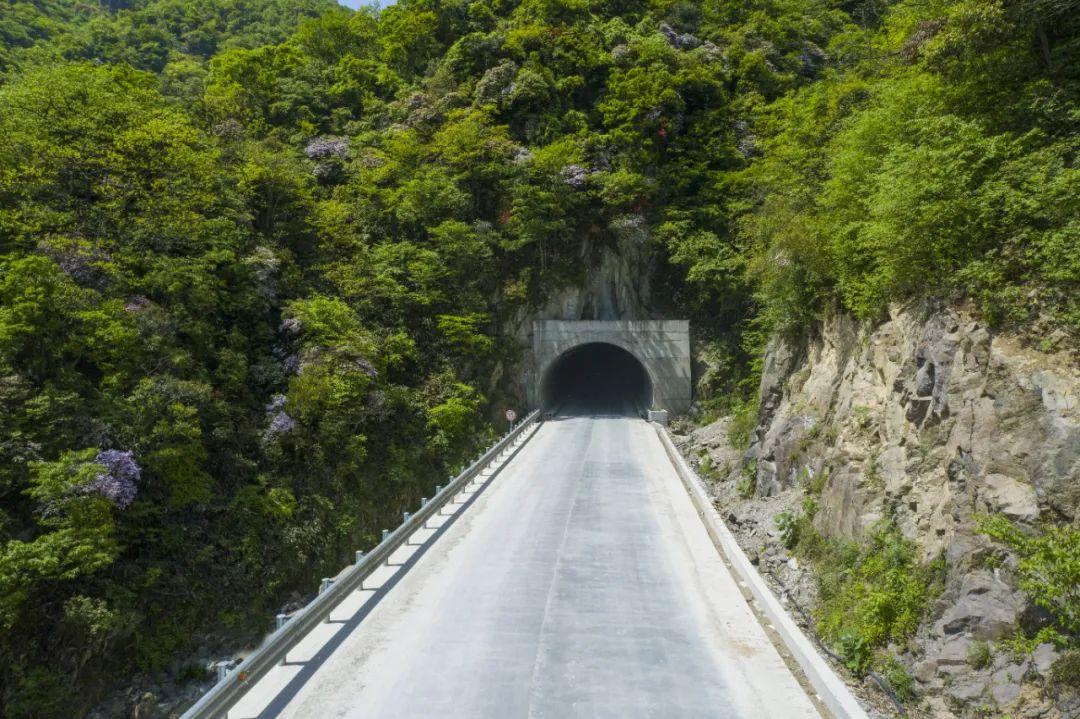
[264,394,297,442]
[84,449,141,509]
[304,136,349,160]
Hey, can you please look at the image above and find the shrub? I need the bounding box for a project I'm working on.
[777,498,819,552]
[1050,650,1080,688]
[979,516,1080,635]
[698,453,722,481]
[967,640,991,669]
[776,511,799,549]
[877,653,916,702]
[737,460,757,498]
[727,397,759,451]
[813,522,945,674]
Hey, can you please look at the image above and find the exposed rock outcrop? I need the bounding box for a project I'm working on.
[676,301,1079,718]
[497,228,657,403]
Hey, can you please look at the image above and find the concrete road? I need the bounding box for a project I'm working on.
[236,417,822,719]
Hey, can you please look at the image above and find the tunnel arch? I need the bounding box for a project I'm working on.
[540,342,653,416]
[531,320,691,414]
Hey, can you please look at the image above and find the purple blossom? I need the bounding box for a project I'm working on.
[124,295,152,313]
[560,165,588,188]
[267,412,296,436]
[264,394,297,441]
[659,23,699,50]
[700,40,722,60]
[281,353,301,375]
[675,33,699,49]
[474,62,518,105]
[611,44,632,64]
[610,214,648,244]
[304,136,349,160]
[590,152,612,172]
[313,161,338,179]
[734,119,760,159]
[279,317,302,336]
[86,450,140,509]
[360,152,386,169]
[246,247,280,300]
[798,43,826,76]
[42,243,112,290]
[212,119,244,140]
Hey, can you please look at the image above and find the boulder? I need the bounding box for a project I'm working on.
[981,473,1039,521]
[946,675,987,703]
[1032,643,1059,678]
[990,661,1027,706]
[934,571,1023,640]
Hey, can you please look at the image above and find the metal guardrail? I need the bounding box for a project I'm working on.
[182,410,542,719]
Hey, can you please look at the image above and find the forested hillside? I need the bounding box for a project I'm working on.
[0,0,1076,716]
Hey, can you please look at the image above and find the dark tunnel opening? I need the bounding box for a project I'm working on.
[541,343,652,417]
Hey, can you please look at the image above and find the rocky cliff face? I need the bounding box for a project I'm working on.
[496,230,656,402]
[674,302,1079,718]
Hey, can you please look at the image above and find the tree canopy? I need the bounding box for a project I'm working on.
[0,0,1077,714]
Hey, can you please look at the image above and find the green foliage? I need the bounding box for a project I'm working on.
[812,522,945,675]
[697,453,722,481]
[777,497,818,552]
[727,397,759,451]
[967,640,992,669]
[739,0,1080,336]
[980,516,1080,636]
[1050,649,1080,688]
[877,652,916,703]
[736,460,757,499]
[1,0,1077,713]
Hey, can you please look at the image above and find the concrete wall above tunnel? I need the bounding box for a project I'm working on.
[530,320,691,414]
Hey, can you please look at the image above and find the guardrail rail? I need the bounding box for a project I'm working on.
[182,410,542,719]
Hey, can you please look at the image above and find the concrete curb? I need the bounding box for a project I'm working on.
[655,426,869,719]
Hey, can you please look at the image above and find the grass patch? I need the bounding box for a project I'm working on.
[736,460,757,498]
[727,397,759,451]
[796,521,945,677]
[698,453,724,481]
[967,640,991,669]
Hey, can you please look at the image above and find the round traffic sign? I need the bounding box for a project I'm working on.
[504,409,517,422]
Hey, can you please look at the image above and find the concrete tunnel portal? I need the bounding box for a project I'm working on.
[541,343,653,415]
[531,320,692,416]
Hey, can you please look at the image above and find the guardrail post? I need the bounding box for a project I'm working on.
[382,529,389,542]
[276,614,289,630]
[420,497,428,506]
[403,511,411,524]
[435,485,442,494]
[319,577,334,594]
[355,550,364,564]
[215,662,231,683]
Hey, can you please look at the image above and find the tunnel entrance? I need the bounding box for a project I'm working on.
[541,343,652,416]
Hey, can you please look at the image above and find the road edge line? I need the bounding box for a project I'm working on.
[654,425,869,719]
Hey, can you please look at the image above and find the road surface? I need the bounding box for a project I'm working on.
[232,415,822,718]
